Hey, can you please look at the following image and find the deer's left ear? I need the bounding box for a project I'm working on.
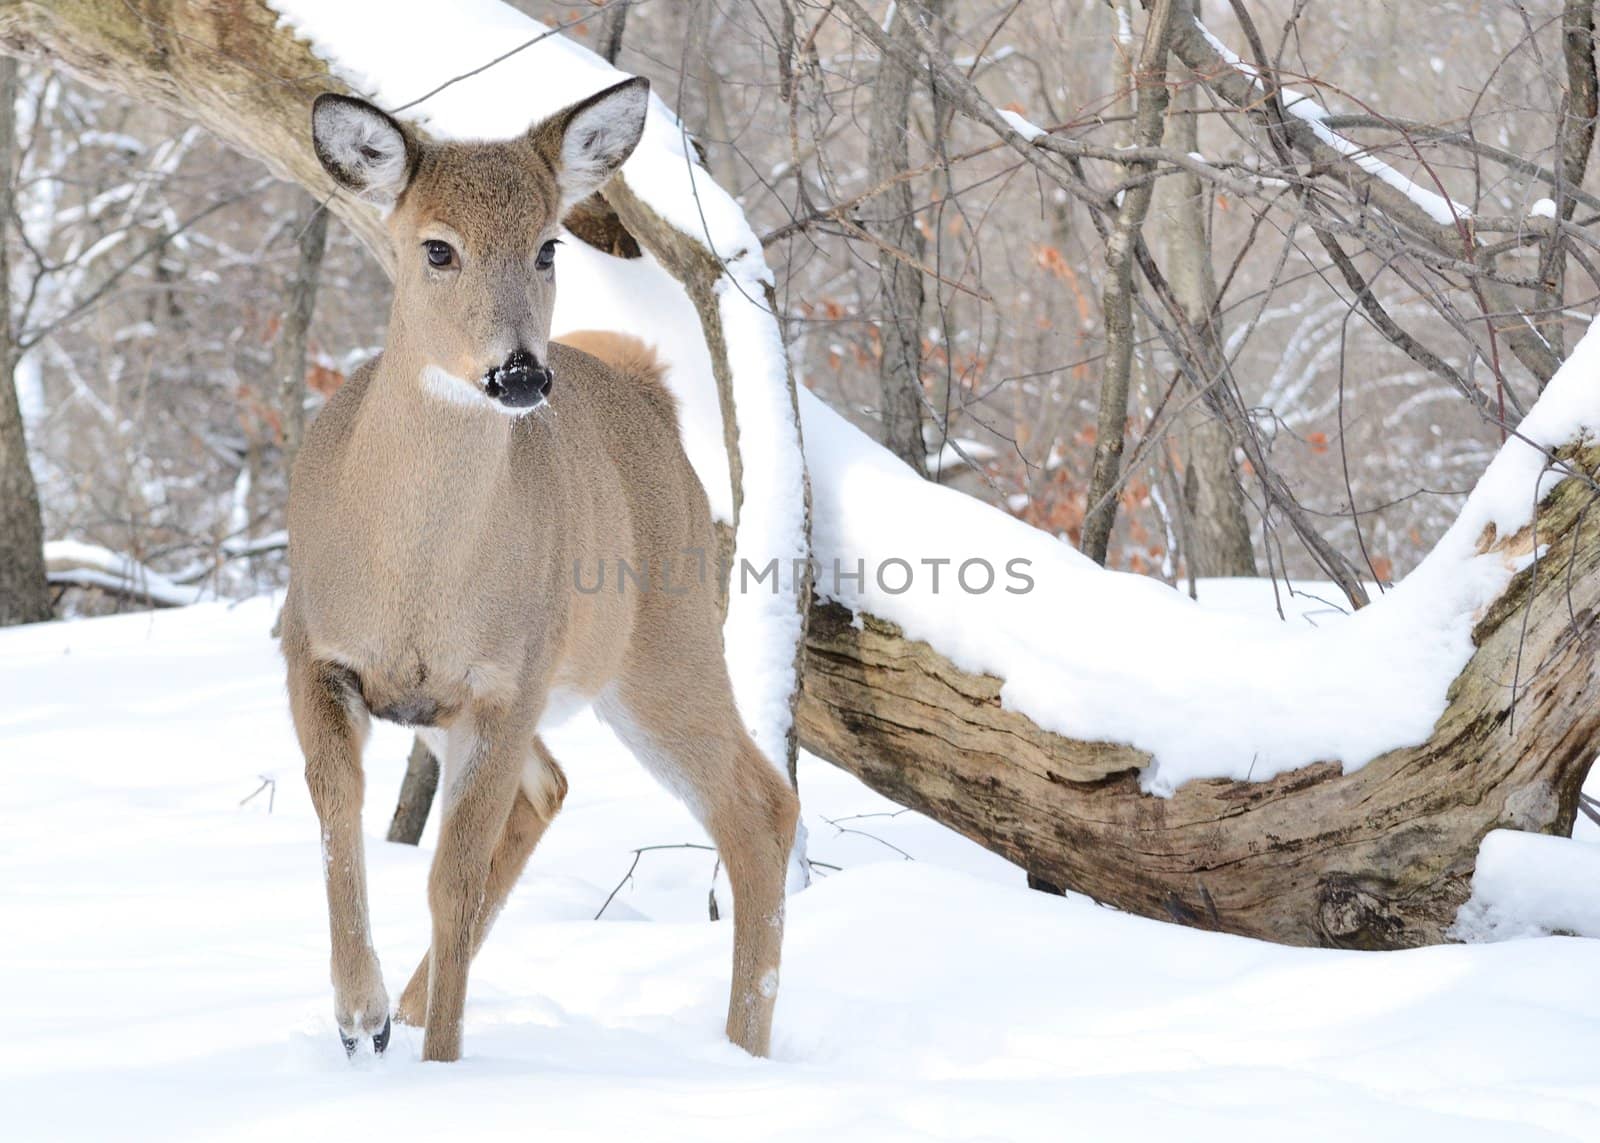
[538,76,650,211]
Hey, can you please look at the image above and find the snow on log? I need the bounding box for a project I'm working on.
[797,321,1600,948]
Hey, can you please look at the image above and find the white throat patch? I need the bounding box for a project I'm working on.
[419,365,535,418]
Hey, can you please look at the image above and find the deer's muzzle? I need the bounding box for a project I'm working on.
[484,350,554,409]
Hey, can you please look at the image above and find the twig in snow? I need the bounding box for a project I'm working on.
[238,774,276,813]
[594,842,717,920]
[822,814,915,860]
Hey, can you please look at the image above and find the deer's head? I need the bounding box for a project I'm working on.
[311,77,650,413]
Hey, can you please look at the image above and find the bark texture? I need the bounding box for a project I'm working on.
[0,52,50,626]
[273,191,328,467]
[797,443,1600,949]
[596,0,631,65]
[1081,0,1173,565]
[863,0,934,476]
[1538,0,1598,365]
[1160,71,1256,578]
[387,736,440,846]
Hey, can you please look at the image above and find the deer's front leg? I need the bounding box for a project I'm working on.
[422,705,528,1062]
[289,658,391,1056]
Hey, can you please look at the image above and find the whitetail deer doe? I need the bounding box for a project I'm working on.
[282,77,798,1063]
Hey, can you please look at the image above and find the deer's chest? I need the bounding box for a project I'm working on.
[293,492,555,724]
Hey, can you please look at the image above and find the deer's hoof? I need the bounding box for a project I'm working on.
[338,1015,393,1058]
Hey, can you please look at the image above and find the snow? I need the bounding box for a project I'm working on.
[1456,830,1600,940]
[43,538,206,607]
[270,0,808,794]
[799,313,1600,793]
[998,107,1046,142]
[1280,89,1470,227]
[925,436,998,473]
[1531,196,1558,220]
[5,600,1600,1141]
[715,278,809,773]
[1196,21,1470,226]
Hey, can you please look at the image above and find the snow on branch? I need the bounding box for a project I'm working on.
[1193,20,1471,227]
[44,540,206,607]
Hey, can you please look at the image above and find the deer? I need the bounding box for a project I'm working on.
[280,76,799,1064]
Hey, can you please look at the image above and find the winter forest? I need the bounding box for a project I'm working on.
[4,0,1600,1138]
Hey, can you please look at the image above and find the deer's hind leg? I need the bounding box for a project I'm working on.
[395,736,567,1026]
[597,660,799,1057]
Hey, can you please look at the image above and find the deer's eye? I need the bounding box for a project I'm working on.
[536,239,560,272]
[423,240,456,269]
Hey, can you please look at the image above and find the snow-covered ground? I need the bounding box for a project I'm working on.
[4,596,1600,1141]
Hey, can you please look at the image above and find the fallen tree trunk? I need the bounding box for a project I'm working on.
[797,442,1600,949]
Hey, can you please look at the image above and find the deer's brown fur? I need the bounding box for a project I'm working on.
[282,78,797,1063]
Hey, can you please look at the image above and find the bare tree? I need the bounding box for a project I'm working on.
[1538,0,1598,366]
[1081,0,1174,565]
[273,192,328,468]
[863,0,940,475]
[0,55,50,626]
[1158,60,1255,578]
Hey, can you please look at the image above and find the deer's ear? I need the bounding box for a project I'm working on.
[311,94,415,208]
[540,76,649,210]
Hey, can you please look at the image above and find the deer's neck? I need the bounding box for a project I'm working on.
[345,345,519,529]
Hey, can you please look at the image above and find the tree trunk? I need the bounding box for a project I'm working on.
[1182,419,1256,577]
[863,0,935,476]
[274,191,328,469]
[1081,0,1174,565]
[1159,66,1256,578]
[0,54,50,627]
[387,736,440,845]
[797,441,1600,949]
[1537,0,1598,368]
[596,0,631,65]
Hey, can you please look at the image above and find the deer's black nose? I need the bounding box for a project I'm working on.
[484,350,554,408]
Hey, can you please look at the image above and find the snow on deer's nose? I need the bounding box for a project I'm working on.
[483,349,554,409]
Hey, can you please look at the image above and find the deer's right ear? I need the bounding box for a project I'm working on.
[311,94,415,209]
